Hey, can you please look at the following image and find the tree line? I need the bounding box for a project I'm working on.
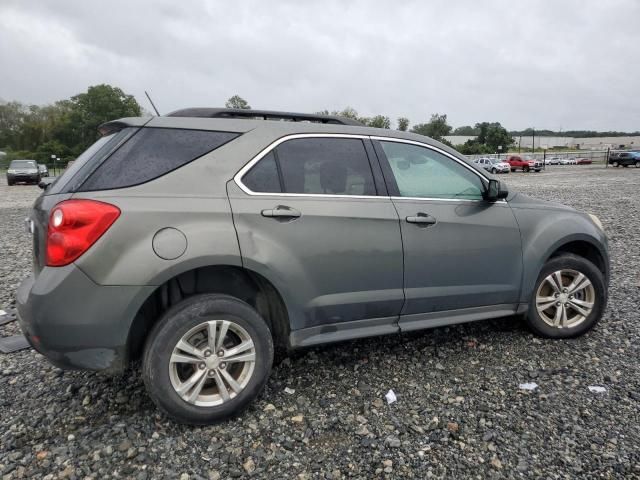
[0,84,141,165]
[2,87,636,167]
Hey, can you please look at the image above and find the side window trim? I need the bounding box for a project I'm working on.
[235,133,384,198]
[370,136,490,202]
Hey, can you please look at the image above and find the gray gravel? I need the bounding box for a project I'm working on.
[1,165,639,479]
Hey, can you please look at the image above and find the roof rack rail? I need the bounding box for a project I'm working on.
[166,108,364,126]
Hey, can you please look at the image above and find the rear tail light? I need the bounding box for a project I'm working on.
[46,199,120,267]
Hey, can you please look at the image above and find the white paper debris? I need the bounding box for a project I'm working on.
[519,382,539,391]
[0,310,6,316]
[284,387,295,395]
[588,386,607,393]
[385,389,397,404]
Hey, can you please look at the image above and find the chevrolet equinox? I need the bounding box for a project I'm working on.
[17,108,609,424]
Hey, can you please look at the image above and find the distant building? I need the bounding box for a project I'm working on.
[444,135,640,150]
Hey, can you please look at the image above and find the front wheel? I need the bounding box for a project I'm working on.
[491,167,498,174]
[523,166,530,172]
[525,254,606,338]
[143,294,274,424]
[635,161,640,168]
[612,161,619,167]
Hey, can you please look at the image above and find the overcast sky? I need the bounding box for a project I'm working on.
[1,0,638,131]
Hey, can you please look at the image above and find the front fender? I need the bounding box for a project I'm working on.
[512,205,608,303]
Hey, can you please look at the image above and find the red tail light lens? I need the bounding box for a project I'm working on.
[46,199,120,267]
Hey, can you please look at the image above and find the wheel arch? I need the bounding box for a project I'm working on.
[521,233,609,304]
[127,264,292,363]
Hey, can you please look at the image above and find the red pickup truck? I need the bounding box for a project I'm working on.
[506,155,542,172]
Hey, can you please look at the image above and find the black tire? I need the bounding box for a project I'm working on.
[7,181,14,186]
[142,294,274,424]
[523,166,530,172]
[525,253,606,339]
[612,161,619,167]
[636,161,640,168]
[491,168,497,174]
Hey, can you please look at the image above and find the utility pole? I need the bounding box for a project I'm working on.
[532,128,535,153]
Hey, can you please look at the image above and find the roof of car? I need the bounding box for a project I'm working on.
[99,109,486,174]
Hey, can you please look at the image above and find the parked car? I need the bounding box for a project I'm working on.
[38,164,49,177]
[609,151,640,168]
[17,108,609,424]
[506,155,542,172]
[559,158,577,165]
[6,159,40,185]
[576,158,592,165]
[473,157,510,174]
[546,157,560,165]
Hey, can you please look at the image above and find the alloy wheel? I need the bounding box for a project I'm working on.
[535,269,595,329]
[169,320,256,406]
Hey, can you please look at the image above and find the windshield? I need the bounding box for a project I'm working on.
[10,160,37,168]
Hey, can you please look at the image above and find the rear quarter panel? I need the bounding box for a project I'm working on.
[72,194,241,285]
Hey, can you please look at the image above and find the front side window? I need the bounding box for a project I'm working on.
[241,137,376,196]
[380,141,484,200]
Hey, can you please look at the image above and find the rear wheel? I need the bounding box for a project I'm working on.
[525,254,606,338]
[143,294,274,424]
[635,161,640,168]
[612,161,619,167]
[523,166,530,172]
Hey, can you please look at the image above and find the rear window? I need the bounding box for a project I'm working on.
[78,128,239,192]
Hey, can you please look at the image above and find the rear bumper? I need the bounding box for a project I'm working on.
[16,264,154,372]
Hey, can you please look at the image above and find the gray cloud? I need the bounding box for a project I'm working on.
[1,0,638,131]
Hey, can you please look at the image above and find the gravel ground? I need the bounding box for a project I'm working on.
[1,165,639,479]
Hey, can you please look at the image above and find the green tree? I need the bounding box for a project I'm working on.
[455,139,494,155]
[225,95,251,109]
[452,125,478,135]
[475,122,513,152]
[367,115,391,129]
[0,101,27,149]
[62,84,141,153]
[411,113,452,141]
[397,117,409,131]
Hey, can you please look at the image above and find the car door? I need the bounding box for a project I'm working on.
[227,134,404,345]
[372,137,523,331]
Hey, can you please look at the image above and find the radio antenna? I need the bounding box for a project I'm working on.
[145,90,161,116]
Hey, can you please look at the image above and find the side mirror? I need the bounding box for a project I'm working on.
[484,179,508,202]
[38,178,54,190]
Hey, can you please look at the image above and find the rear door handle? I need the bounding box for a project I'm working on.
[406,213,436,226]
[261,206,301,219]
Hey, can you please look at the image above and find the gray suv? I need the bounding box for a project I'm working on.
[17,108,609,424]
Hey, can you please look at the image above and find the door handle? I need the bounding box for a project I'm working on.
[261,206,301,219]
[406,213,436,226]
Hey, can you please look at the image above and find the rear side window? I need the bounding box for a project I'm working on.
[79,128,239,191]
[241,137,376,196]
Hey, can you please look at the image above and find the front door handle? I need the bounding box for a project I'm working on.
[406,213,436,226]
[261,206,301,219]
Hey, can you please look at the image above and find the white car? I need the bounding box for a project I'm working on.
[546,157,560,165]
[559,158,577,165]
[473,157,510,174]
